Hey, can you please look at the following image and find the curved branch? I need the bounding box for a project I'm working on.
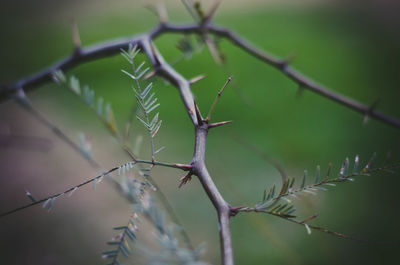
[207,25,400,128]
[2,22,400,128]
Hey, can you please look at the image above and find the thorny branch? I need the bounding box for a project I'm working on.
[1,4,400,265]
[1,22,400,128]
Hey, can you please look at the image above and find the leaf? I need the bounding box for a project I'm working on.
[136,67,150,80]
[364,152,376,172]
[125,229,136,241]
[302,189,317,196]
[137,116,150,128]
[151,120,162,137]
[141,83,153,99]
[144,93,156,108]
[145,98,158,111]
[325,163,332,181]
[146,103,160,114]
[135,61,145,74]
[304,224,312,235]
[353,154,359,174]
[339,158,349,177]
[315,165,320,184]
[42,198,51,208]
[52,70,66,83]
[68,187,78,197]
[301,170,307,189]
[120,51,133,64]
[121,69,137,80]
[154,146,165,154]
[262,189,267,201]
[69,76,81,95]
[47,197,56,212]
[25,190,37,202]
[289,178,295,190]
[97,97,104,115]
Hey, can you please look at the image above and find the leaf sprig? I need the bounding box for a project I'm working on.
[236,153,400,238]
[52,70,118,134]
[121,44,163,162]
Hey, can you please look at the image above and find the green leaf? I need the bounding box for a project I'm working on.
[151,120,162,137]
[304,224,312,235]
[141,83,153,99]
[146,103,160,114]
[353,154,359,174]
[301,170,307,189]
[25,190,37,202]
[325,163,332,181]
[135,61,146,74]
[121,69,137,80]
[315,165,320,184]
[364,152,376,172]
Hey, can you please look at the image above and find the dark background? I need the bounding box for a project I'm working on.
[1,0,400,264]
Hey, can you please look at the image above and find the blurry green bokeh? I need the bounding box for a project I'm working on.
[1,1,399,265]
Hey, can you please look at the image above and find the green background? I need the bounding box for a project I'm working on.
[1,1,399,264]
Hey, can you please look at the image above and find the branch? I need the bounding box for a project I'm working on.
[142,39,234,265]
[2,22,399,128]
[0,158,189,219]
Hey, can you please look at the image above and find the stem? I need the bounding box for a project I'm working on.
[191,125,233,265]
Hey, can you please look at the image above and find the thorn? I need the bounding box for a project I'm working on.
[202,0,221,25]
[363,99,380,126]
[208,120,232,129]
[189,74,206,85]
[284,50,296,65]
[180,0,201,22]
[172,163,193,171]
[178,172,193,188]
[194,100,204,125]
[70,20,81,51]
[145,2,168,23]
[204,35,224,65]
[143,70,157,80]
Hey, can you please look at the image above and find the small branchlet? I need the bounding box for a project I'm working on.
[234,153,400,240]
[205,76,232,123]
[121,44,163,162]
[52,70,119,135]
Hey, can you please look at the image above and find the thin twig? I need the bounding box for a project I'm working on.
[206,76,232,122]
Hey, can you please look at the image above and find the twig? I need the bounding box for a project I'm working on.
[206,76,232,122]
